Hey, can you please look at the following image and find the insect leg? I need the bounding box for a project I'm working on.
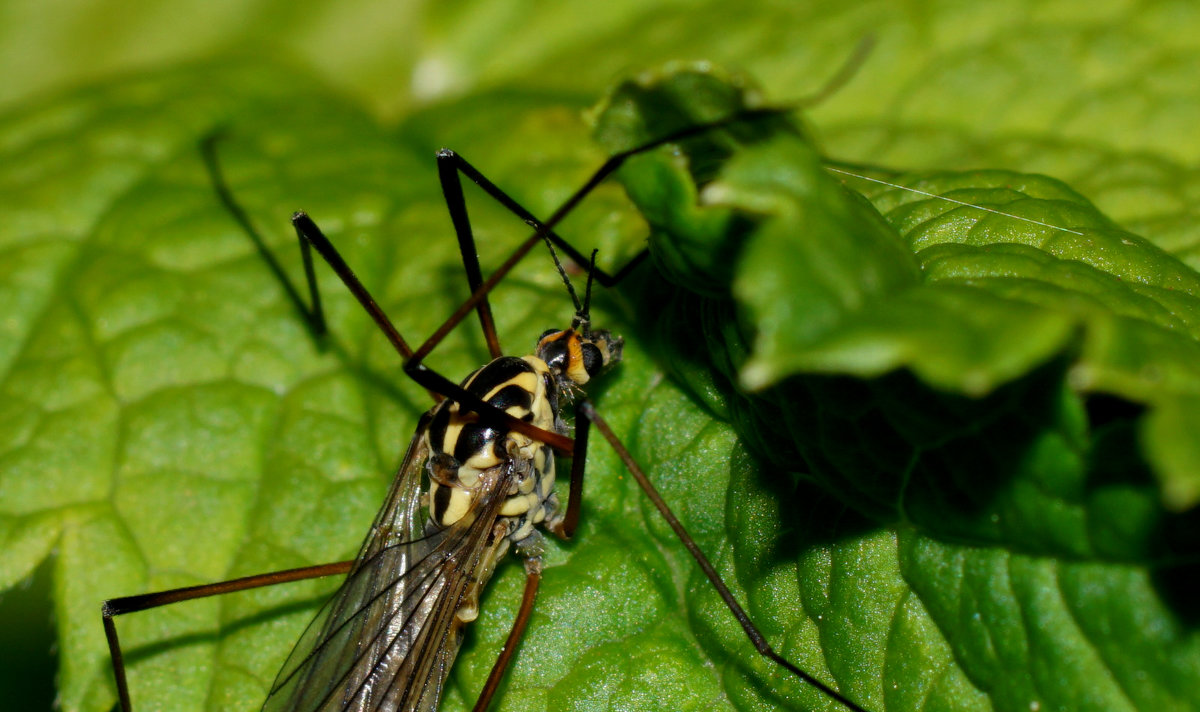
[574,400,871,712]
[199,132,327,340]
[546,400,589,540]
[436,150,504,358]
[290,212,415,360]
[436,149,648,289]
[470,556,544,712]
[102,561,353,712]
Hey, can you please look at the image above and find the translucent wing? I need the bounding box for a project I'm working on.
[263,422,514,712]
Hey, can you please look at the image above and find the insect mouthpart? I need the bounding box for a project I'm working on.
[536,328,623,387]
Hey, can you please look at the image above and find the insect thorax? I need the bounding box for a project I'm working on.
[424,355,562,543]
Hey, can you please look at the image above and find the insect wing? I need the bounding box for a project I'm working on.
[262,426,514,712]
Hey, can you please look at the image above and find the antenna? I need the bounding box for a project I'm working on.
[574,249,600,333]
[541,233,584,316]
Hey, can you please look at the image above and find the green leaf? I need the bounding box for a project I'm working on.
[4,4,1200,712]
[591,63,1200,711]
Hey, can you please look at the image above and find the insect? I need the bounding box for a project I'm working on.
[100,110,876,712]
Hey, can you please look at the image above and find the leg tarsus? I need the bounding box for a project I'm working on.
[103,613,133,712]
[470,557,543,712]
[101,561,353,712]
[576,402,870,712]
[295,225,327,336]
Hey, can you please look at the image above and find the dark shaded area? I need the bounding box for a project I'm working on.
[0,558,57,710]
[1084,403,1200,563]
[1085,392,1146,429]
[621,260,1200,576]
[786,476,882,551]
[1153,560,1200,627]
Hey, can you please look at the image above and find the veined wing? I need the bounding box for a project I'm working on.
[263,421,516,712]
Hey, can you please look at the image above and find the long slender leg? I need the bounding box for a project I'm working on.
[437,151,503,358]
[546,400,589,540]
[199,132,327,340]
[575,401,870,712]
[470,557,543,712]
[103,561,353,712]
[436,150,648,289]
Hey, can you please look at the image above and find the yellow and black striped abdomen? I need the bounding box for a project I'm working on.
[424,355,560,536]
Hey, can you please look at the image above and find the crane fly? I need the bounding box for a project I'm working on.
[101,110,876,712]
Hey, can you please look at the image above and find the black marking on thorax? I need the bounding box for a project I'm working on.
[462,356,535,397]
[426,356,555,476]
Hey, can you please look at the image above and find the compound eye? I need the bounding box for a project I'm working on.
[541,340,568,372]
[538,329,559,342]
[580,342,604,377]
